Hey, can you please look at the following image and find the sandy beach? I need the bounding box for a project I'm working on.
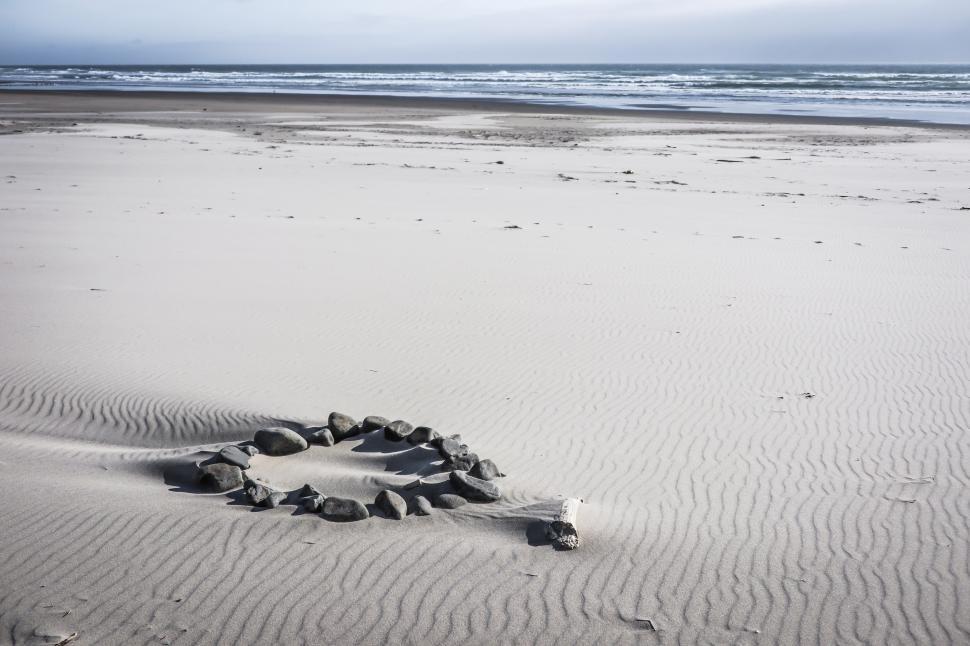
[1,90,969,645]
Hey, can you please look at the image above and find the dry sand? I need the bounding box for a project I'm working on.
[1,91,969,645]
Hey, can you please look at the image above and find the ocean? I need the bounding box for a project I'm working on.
[2,64,969,125]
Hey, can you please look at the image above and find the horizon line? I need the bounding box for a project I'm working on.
[4,61,970,67]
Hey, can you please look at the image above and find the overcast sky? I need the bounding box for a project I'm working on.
[1,0,968,65]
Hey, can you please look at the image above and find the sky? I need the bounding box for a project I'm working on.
[1,0,968,64]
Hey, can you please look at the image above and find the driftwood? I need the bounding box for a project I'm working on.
[545,498,581,550]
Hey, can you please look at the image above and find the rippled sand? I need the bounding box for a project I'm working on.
[1,92,969,645]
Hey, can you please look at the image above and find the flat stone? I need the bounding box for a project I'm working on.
[375,490,407,520]
[445,453,479,472]
[198,463,244,492]
[307,428,335,446]
[244,479,278,506]
[328,412,359,441]
[240,444,259,456]
[408,426,440,445]
[254,427,308,456]
[435,493,467,509]
[469,459,503,481]
[413,495,433,516]
[302,495,324,513]
[217,445,251,469]
[322,496,370,522]
[384,420,414,442]
[362,415,390,432]
[450,471,501,502]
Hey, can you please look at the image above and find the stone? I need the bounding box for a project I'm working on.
[430,433,461,448]
[362,415,390,432]
[445,453,479,472]
[302,495,324,513]
[450,471,501,502]
[469,459,503,481]
[217,445,251,469]
[265,491,287,509]
[375,490,407,520]
[307,428,335,446]
[244,479,277,506]
[328,412,359,441]
[240,444,259,456]
[434,493,467,509]
[438,437,468,460]
[299,483,322,498]
[198,463,244,492]
[322,497,369,522]
[384,420,414,442]
[408,426,440,445]
[254,427,308,456]
[413,495,433,516]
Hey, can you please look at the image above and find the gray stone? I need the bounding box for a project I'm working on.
[244,479,277,506]
[413,495,433,516]
[299,483,323,498]
[469,459,503,481]
[240,444,260,456]
[307,428,335,446]
[217,445,251,469]
[435,493,467,509]
[254,427,308,456]
[438,437,468,460]
[322,496,369,522]
[198,463,244,492]
[384,420,414,442]
[450,471,501,502]
[375,490,407,520]
[445,453,479,472]
[302,495,325,513]
[265,491,287,509]
[328,412,359,441]
[430,433,461,448]
[408,426,440,445]
[362,415,390,432]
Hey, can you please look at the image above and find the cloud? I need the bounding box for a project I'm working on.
[1,0,967,63]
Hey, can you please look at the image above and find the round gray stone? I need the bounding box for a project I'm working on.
[408,426,440,445]
[244,479,278,506]
[375,489,407,520]
[445,453,479,472]
[434,493,468,509]
[254,427,308,456]
[438,437,468,460]
[450,470,501,502]
[307,428,335,446]
[322,496,369,522]
[328,412,359,441]
[198,463,244,492]
[302,495,325,513]
[265,491,287,509]
[469,459,503,481]
[362,415,390,432]
[413,495,433,516]
[384,420,414,442]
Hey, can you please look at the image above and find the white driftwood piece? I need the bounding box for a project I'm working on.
[546,498,581,550]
